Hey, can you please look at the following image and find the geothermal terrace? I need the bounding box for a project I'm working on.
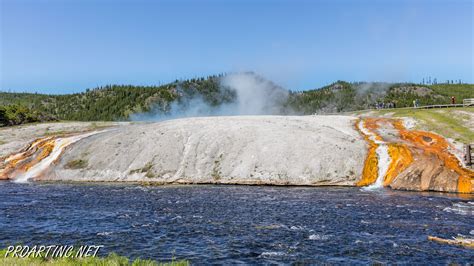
[0,115,472,193]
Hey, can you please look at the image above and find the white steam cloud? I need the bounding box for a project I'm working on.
[220,73,290,115]
[132,73,292,121]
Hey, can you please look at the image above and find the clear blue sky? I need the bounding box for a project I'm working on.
[1,0,472,94]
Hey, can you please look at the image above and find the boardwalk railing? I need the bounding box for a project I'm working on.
[463,98,474,106]
[418,104,465,109]
[320,100,474,115]
[418,99,474,109]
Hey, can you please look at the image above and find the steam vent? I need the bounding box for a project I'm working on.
[0,116,472,193]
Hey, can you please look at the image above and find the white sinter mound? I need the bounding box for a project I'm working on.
[46,115,367,185]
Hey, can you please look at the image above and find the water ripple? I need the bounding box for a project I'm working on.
[0,182,472,264]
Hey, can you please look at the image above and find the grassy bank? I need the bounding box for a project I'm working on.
[0,249,189,266]
[361,107,474,143]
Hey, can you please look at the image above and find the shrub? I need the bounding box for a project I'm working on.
[64,159,88,169]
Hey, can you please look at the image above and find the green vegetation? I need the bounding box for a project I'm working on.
[64,159,88,169]
[212,154,223,181]
[429,84,474,101]
[0,248,189,266]
[44,130,68,136]
[287,81,359,113]
[0,86,174,122]
[129,162,155,178]
[288,82,473,114]
[0,74,234,125]
[0,104,55,126]
[369,107,474,143]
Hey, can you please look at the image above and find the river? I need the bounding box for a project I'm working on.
[0,182,472,264]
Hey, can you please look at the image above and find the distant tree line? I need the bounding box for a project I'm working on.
[0,74,472,126]
[0,74,233,125]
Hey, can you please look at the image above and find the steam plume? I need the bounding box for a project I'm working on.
[132,72,293,121]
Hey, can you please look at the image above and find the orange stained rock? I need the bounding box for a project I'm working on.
[355,119,379,186]
[362,118,384,141]
[391,119,473,193]
[458,176,472,194]
[356,118,414,187]
[6,154,27,167]
[23,141,55,171]
[383,143,413,186]
[0,136,57,179]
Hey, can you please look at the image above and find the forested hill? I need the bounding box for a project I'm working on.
[0,73,473,126]
[0,74,236,125]
[288,82,474,114]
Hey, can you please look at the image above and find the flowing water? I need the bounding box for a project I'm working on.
[0,182,473,264]
[363,144,391,191]
[4,131,107,183]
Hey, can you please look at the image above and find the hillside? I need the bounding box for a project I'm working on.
[0,74,236,125]
[288,82,473,114]
[0,73,473,126]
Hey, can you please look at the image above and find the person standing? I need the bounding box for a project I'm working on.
[451,96,456,104]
